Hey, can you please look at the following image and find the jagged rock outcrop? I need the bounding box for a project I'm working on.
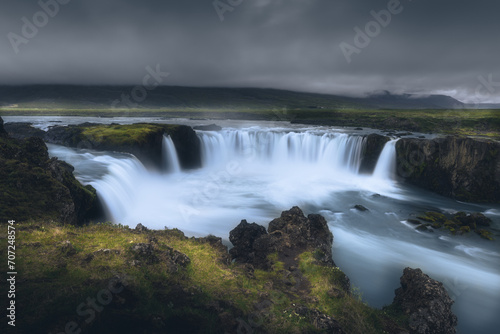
[360,134,390,173]
[230,206,336,270]
[396,136,500,203]
[0,117,101,224]
[392,268,457,334]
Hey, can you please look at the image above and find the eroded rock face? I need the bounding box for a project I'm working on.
[393,267,457,334]
[396,136,500,203]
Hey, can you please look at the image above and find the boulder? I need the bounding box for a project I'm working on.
[392,267,457,334]
[229,220,267,264]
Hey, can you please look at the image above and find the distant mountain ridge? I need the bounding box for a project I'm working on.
[0,85,468,110]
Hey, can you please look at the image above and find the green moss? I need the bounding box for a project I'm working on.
[459,226,471,233]
[81,123,179,146]
[417,212,447,223]
[477,229,494,241]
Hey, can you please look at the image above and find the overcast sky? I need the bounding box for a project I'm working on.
[1,0,499,103]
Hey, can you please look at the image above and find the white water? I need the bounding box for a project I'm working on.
[373,139,398,180]
[46,125,500,334]
[162,135,181,173]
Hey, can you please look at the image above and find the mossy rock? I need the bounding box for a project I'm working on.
[459,226,471,234]
[417,212,447,223]
[476,229,494,241]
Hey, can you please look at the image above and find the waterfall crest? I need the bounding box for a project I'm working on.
[198,130,366,174]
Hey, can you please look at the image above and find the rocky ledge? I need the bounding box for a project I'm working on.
[4,122,201,170]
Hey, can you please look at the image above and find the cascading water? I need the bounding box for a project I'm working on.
[373,139,399,181]
[198,130,366,174]
[162,135,181,173]
[46,125,500,334]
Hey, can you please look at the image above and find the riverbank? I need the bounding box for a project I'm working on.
[1,108,499,140]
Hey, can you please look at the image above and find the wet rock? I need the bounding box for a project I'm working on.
[392,267,457,334]
[406,219,422,225]
[453,212,491,227]
[353,204,369,212]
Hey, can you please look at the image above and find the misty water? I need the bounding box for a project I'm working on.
[5,117,500,334]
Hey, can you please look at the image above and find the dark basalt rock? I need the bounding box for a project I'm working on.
[0,117,101,224]
[230,206,336,268]
[392,267,457,334]
[353,204,369,212]
[360,134,390,174]
[396,136,500,203]
[453,212,491,227]
[0,116,6,137]
[229,220,267,264]
[3,122,46,139]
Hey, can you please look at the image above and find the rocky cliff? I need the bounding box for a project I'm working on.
[0,117,101,224]
[396,136,500,202]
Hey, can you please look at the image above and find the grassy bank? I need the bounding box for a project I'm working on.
[1,107,499,139]
[0,220,407,333]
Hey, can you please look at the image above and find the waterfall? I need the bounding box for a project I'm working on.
[162,135,181,173]
[197,130,366,174]
[373,139,399,181]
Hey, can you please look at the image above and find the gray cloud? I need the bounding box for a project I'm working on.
[1,0,499,102]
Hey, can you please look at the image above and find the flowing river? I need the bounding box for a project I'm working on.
[5,116,500,334]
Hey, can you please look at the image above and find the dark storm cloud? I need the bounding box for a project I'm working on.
[1,0,499,102]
